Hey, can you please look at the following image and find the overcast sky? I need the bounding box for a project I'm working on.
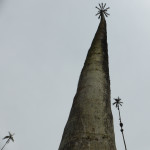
[0,0,150,150]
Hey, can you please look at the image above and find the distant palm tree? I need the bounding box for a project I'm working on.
[1,132,15,150]
[113,97,127,150]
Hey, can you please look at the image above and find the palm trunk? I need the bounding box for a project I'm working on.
[1,139,9,150]
[59,14,116,150]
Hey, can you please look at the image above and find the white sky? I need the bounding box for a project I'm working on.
[0,0,150,150]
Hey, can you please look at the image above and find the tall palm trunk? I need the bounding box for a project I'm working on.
[59,14,116,150]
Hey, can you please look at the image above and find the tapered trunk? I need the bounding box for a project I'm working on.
[59,14,116,150]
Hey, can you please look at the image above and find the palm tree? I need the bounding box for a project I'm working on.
[1,132,15,150]
[59,3,116,150]
[113,97,127,150]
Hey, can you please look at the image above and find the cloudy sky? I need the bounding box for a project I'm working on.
[0,0,150,150]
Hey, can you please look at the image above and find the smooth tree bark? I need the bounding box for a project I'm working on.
[59,14,117,150]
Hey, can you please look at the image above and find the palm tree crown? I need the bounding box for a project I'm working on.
[3,132,14,143]
[96,3,110,19]
[113,97,123,108]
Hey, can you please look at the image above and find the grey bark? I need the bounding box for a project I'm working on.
[59,14,117,150]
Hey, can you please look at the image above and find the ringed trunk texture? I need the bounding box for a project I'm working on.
[59,15,116,150]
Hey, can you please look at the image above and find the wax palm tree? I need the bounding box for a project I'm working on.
[113,97,127,150]
[1,132,15,150]
[59,3,116,150]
